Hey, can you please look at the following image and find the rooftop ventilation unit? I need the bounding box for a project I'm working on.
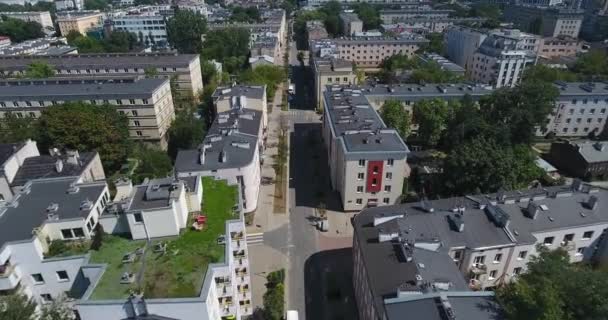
[448,213,464,232]
[524,202,540,219]
[484,204,510,228]
[584,195,598,210]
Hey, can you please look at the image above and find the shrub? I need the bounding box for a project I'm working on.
[90,224,105,251]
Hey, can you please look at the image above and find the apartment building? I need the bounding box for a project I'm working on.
[353,181,608,308]
[0,11,53,30]
[382,17,487,34]
[312,35,429,69]
[306,0,432,6]
[0,77,175,149]
[469,29,539,88]
[56,12,104,36]
[0,140,105,203]
[418,52,465,76]
[0,53,204,99]
[444,25,488,69]
[0,177,110,305]
[340,12,363,36]
[322,86,410,211]
[549,140,608,179]
[56,0,84,11]
[312,58,357,110]
[111,12,168,46]
[540,82,608,137]
[504,5,584,38]
[379,9,452,24]
[0,37,77,56]
[212,85,267,128]
[306,20,329,41]
[352,207,504,320]
[538,35,581,58]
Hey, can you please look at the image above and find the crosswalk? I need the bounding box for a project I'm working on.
[246,232,264,245]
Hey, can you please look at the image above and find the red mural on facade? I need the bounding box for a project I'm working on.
[366,160,383,193]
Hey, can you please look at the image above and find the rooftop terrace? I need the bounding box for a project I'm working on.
[86,177,239,300]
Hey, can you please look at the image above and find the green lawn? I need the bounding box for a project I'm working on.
[88,177,239,300]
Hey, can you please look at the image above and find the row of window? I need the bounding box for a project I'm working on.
[31,270,69,286]
[358,159,395,167]
[326,77,350,83]
[356,185,392,193]
[354,197,391,205]
[568,100,607,106]
[563,117,604,124]
[543,230,595,245]
[0,99,150,108]
[357,172,393,180]
[560,126,600,134]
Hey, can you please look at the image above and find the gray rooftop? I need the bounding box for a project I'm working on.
[127,178,184,211]
[324,86,409,156]
[419,53,465,74]
[384,293,503,320]
[0,53,199,71]
[175,107,262,173]
[0,77,168,101]
[11,152,97,187]
[553,82,608,97]
[0,177,106,248]
[333,35,429,45]
[569,141,608,163]
[314,58,353,73]
[0,142,24,168]
[212,85,265,101]
[360,83,494,99]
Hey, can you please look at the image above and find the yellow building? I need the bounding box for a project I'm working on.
[56,12,103,36]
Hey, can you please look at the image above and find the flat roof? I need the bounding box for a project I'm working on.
[333,35,429,45]
[0,53,199,71]
[324,86,409,156]
[212,85,265,101]
[553,82,608,97]
[385,294,504,320]
[0,77,168,100]
[128,178,184,211]
[0,177,106,249]
[353,83,494,100]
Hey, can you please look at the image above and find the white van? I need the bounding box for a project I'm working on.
[286,310,299,320]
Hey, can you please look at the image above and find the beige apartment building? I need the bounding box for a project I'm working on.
[0,53,203,101]
[538,35,581,59]
[312,58,357,110]
[56,12,104,36]
[0,77,174,149]
[332,36,428,68]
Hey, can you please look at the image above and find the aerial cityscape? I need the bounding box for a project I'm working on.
[0,0,607,318]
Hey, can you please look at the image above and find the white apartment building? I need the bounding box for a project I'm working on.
[0,177,110,305]
[0,140,106,203]
[0,11,53,29]
[540,82,608,138]
[322,86,410,211]
[0,77,175,149]
[312,58,357,110]
[112,13,168,47]
[444,25,488,69]
[352,181,608,303]
[56,0,84,11]
[0,53,204,100]
[468,29,539,88]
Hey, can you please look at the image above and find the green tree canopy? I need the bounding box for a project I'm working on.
[103,31,138,52]
[523,64,578,83]
[25,61,55,78]
[201,27,250,74]
[413,99,453,146]
[230,6,261,23]
[167,10,207,53]
[0,112,38,143]
[572,51,608,81]
[167,109,206,159]
[422,32,444,54]
[497,247,608,320]
[84,0,109,10]
[352,3,381,30]
[380,100,411,139]
[131,144,173,183]
[0,294,36,320]
[239,65,286,100]
[0,17,44,42]
[36,102,131,171]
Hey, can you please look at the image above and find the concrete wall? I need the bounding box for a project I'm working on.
[540,95,608,137]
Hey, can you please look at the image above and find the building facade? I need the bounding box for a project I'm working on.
[312,58,357,110]
[444,25,488,69]
[0,11,53,30]
[0,53,204,100]
[56,12,104,36]
[379,9,452,24]
[306,20,329,41]
[0,77,175,149]
[322,86,410,211]
[340,12,363,36]
[538,35,581,58]
[504,5,584,38]
[111,12,169,47]
[549,140,608,179]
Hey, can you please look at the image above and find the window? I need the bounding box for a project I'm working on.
[372,178,377,186]
[493,253,502,263]
[513,267,522,275]
[355,198,363,205]
[453,251,462,260]
[358,159,365,167]
[543,236,554,245]
[136,131,143,136]
[56,270,69,281]
[129,99,136,105]
[73,228,85,238]
[356,186,363,193]
[383,197,390,204]
[40,294,53,304]
[386,172,392,180]
[384,185,391,192]
[29,112,35,118]
[373,166,379,174]
[327,77,332,82]
[116,100,123,105]
[489,270,497,279]
[32,273,45,284]
[563,233,574,242]
[134,213,143,222]
[357,173,364,180]
[134,120,141,126]
[387,159,394,166]
[143,99,149,104]
[132,110,138,116]
[518,251,527,260]
[473,256,485,265]
[582,231,594,239]
[576,247,585,255]
[61,229,73,239]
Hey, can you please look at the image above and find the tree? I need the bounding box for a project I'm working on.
[320,1,342,36]
[263,269,286,320]
[40,297,73,320]
[469,3,501,20]
[167,109,206,159]
[422,32,444,54]
[103,31,138,52]
[69,35,105,53]
[66,30,82,43]
[201,27,250,73]
[523,64,578,83]
[131,144,173,183]
[413,99,452,147]
[90,223,105,251]
[573,51,608,81]
[352,3,381,30]
[200,60,218,85]
[409,61,464,84]
[0,112,38,143]
[442,137,541,194]
[0,294,36,320]
[497,247,608,320]
[84,0,108,10]
[230,7,261,23]
[144,66,158,77]
[239,65,286,100]
[167,10,207,53]
[0,17,44,42]
[36,102,131,172]
[25,61,55,78]
[380,100,410,139]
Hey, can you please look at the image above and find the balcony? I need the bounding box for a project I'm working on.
[231,231,244,241]
[233,250,247,259]
[469,263,487,275]
[239,300,252,315]
[0,264,20,291]
[469,279,481,291]
[218,297,236,317]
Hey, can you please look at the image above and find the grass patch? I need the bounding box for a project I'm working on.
[272,129,288,213]
[89,178,239,300]
[46,240,91,258]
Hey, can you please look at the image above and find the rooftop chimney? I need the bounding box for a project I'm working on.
[584,195,598,210]
[55,159,64,173]
[524,202,540,219]
[66,150,80,165]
